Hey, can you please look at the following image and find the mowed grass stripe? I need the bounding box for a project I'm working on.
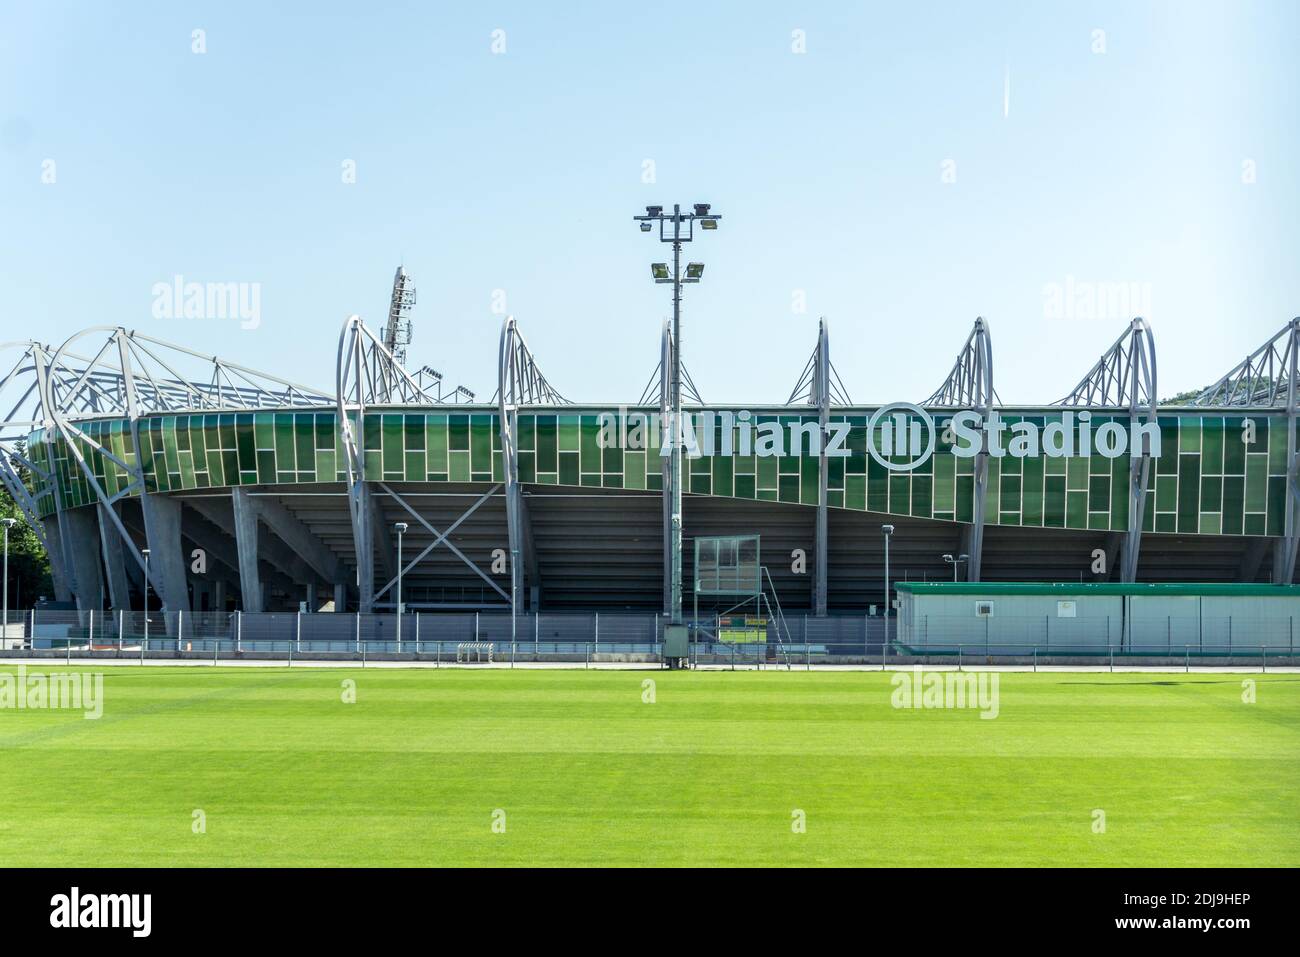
[0,669,1295,866]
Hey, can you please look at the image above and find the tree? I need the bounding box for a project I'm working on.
[1,442,54,609]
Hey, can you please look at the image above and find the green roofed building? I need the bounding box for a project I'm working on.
[894,582,1300,655]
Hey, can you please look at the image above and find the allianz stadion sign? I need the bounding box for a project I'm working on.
[597,403,1160,474]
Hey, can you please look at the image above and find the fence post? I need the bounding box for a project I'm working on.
[214,635,219,665]
[957,645,962,672]
[1185,644,1190,673]
[595,612,599,652]
[89,609,94,650]
[236,611,242,653]
[1261,645,1266,674]
[118,610,124,651]
[585,642,589,669]
[1109,644,1113,673]
[355,612,360,654]
[535,612,540,652]
[1033,647,1037,673]
[296,611,302,654]
[415,613,421,656]
[475,612,480,642]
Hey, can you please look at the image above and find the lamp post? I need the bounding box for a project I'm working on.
[942,552,969,583]
[633,202,721,629]
[882,525,894,652]
[141,547,150,651]
[1,517,15,638]
[394,521,408,650]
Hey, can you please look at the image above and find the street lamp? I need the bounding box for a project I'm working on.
[882,525,894,657]
[633,202,723,635]
[394,521,408,650]
[141,547,151,651]
[1,517,16,637]
[942,552,969,582]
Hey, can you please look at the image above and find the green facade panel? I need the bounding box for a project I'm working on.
[25,406,1296,539]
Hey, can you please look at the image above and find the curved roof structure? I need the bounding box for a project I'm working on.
[5,312,1300,617]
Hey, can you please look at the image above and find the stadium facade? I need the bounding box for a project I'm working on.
[3,296,1300,623]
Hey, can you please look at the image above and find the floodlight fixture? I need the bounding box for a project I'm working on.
[646,205,663,216]
[700,218,718,229]
[683,262,705,282]
[651,263,671,283]
[639,221,653,232]
[693,204,711,216]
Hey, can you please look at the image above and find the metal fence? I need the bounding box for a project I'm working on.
[1,609,1296,667]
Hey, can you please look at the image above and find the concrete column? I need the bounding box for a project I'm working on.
[349,481,375,612]
[813,323,830,616]
[231,488,263,613]
[968,452,989,583]
[141,493,190,615]
[214,579,227,612]
[333,582,347,613]
[63,506,105,614]
[97,503,132,610]
[306,582,317,611]
[43,520,75,604]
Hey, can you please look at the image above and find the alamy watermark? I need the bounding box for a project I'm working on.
[151,275,261,330]
[49,887,150,937]
[0,665,103,719]
[1043,275,1152,322]
[890,666,1000,719]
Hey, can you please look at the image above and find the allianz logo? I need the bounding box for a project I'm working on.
[598,403,1160,473]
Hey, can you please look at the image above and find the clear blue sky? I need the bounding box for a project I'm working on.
[2,0,1297,404]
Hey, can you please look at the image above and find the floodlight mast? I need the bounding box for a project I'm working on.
[633,203,722,630]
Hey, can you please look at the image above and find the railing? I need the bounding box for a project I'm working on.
[2,609,1297,668]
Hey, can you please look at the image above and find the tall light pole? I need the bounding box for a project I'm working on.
[942,552,969,583]
[882,525,894,652]
[1,517,16,637]
[633,202,721,628]
[142,547,151,651]
[394,521,408,650]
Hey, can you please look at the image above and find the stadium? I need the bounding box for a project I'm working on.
[3,257,1300,661]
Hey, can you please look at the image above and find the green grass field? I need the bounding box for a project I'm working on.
[0,666,1296,867]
